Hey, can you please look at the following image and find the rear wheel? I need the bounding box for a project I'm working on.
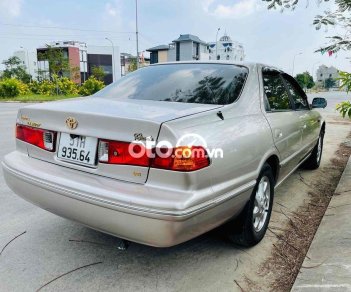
[301,131,324,170]
[228,163,274,247]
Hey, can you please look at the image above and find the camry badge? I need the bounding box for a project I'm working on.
[65,117,78,130]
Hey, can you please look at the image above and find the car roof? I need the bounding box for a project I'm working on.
[149,61,284,73]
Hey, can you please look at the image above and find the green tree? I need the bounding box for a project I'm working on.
[263,0,351,118]
[2,56,31,83]
[325,78,336,89]
[263,0,351,53]
[3,56,21,69]
[128,58,138,73]
[295,72,315,89]
[338,71,351,92]
[91,66,105,81]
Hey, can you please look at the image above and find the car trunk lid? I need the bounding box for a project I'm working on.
[19,97,221,184]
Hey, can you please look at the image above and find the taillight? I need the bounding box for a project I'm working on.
[151,146,209,172]
[98,140,209,172]
[98,140,150,166]
[16,124,56,152]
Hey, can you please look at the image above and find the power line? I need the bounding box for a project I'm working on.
[0,32,134,38]
[0,22,134,34]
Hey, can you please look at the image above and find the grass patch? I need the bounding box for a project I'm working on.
[0,94,79,102]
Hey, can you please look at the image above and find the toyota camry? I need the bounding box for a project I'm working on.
[2,62,326,247]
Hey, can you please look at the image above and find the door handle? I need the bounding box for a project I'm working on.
[274,129,283,139]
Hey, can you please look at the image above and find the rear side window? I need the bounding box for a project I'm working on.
[95,64,249,105]
[282,74,310,110]
[262,70,292,111]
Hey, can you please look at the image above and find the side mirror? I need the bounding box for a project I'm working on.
[312,97,327,109]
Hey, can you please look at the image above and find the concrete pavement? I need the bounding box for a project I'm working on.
[292,155,351,292]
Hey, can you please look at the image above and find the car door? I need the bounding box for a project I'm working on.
[282,74,321,158]
[261,68,302,180]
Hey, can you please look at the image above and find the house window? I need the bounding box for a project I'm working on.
[217,55,220,60]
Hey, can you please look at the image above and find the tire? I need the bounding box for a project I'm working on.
[228,163,275,247]
[301,131,324,170]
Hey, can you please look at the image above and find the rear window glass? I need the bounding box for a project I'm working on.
[95,64,248,105]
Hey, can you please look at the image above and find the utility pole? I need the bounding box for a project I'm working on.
[136,0,139,69]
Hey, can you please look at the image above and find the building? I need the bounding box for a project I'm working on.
[13,50,38,80]
[147,33,245,64]
[316,65,340,87]
[87,45,121,84]
[208,33,245,61]
[36,41,121,85]
[147,45,169,64]
[168,34,209,62]
[147,34,209,64]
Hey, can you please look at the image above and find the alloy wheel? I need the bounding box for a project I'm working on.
[253,176,271,232]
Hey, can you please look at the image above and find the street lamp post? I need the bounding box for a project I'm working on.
[105,37,116,82]
[215,28,220,60]
[136,0,139,69]
[292,52,302,76]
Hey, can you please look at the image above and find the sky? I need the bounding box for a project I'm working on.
[0,0,350,77]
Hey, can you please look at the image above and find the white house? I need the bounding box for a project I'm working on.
[147,33,245,64]
[208,33,245,62]
[316,65,340,87]
[13,50,38,80]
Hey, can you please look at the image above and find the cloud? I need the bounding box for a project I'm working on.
[204,0,260,19]
[105,2,117,16]
[202,0,215,13]
[0,0,22,18]
[99,0,126,37]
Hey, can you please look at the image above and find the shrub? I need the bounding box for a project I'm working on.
[28,80,41,94]
[18,81,30,95]
[30,78,78,96]
[57,77,78,95]
[0,78,29,98]
[37,80,56,96]
[79,77,105,96]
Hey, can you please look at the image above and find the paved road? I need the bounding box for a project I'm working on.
[0,93,350,292]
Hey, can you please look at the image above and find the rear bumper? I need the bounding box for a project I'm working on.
[2,151,254,247]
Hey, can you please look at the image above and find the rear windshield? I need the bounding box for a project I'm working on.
[95,63,248,105]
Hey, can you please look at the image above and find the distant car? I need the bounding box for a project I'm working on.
[2,62,326,247]
[312,97,328,109]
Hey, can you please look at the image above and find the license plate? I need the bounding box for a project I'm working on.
[57,133,98,166]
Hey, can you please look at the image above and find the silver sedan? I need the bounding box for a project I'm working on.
[2,62,325,247]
